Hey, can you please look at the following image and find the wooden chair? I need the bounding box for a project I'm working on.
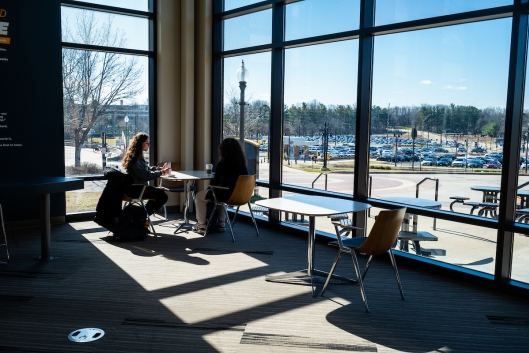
[156,162,195,220]
[0,199,9,264]
[206,175,259,242]
[321,208,407,312]
[123,184,156,235]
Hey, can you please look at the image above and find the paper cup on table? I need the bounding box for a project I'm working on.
[206,164,213,174]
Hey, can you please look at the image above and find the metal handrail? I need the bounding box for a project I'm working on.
[416,177,439,230]
[518,180,529,189]
[312,173,328,190]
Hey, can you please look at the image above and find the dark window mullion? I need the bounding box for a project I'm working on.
[149,0,157,165]
[61,42,152,57]
[496,0,529,282]
[212,0,224,166]
[61,0,153,18]
[352,0,375,231]
[268,0,285,223]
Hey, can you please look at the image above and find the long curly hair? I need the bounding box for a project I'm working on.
[219,138,247,166]
[122,132,149,169]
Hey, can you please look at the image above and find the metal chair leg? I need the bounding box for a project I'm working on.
[139,200,156,235]
[224,204,235,242]
[320,250,342,296]
[361,255,373,281]
[248,202,260,236]
[351,250,369,312]
[0,203,9,264]
[388,249,405,300]
[232,206,240,228]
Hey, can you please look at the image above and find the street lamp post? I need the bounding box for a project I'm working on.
[321,121,329,171]
[285,128,291,166]
[394,132,401,167]
[124,115,129,149]
[237,60,249,148]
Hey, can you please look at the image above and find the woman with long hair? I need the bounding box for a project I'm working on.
[193,137,248,234]
[122,132,171,218]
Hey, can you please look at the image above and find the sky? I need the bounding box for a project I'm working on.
[223,0,517,110]
[62,0,523,111]
[61,5,150,104]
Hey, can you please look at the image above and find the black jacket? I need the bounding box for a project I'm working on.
[206,160,248,202]
[94,167,133,230]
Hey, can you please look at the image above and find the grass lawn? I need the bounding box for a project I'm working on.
[66,191,101,213]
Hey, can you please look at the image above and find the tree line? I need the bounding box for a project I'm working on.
[223,99,520,140]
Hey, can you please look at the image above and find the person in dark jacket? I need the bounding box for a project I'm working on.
[122,132,171,217]
[193,137,248,234]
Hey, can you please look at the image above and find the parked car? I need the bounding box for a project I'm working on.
[452,158,467,167]
[421,158,437,166]
[471,146,487,153]
[376,155,393,162]
[437,158,452,167]
[486,160,502,169]
[468,160,484,168]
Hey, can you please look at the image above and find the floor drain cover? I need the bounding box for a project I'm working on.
[68,328,105,342]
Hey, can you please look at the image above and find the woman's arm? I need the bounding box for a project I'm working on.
[129,157,162,182]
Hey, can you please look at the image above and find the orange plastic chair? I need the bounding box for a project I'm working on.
[321,208,407,312]
[207,175,259,242]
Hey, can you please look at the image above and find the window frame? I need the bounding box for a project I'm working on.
[213,0,529,295]
[60,0,157,206]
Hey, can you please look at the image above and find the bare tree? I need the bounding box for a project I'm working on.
[62,11,144,167]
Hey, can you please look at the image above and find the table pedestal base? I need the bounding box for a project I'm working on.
[174,222,195,234]
[265,269,357,296]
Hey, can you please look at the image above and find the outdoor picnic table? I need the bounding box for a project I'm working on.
[517,190,529,209]
[470,186,501,203]
[385,197,441,256]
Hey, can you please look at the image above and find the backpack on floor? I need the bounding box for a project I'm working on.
[112,204,148,241]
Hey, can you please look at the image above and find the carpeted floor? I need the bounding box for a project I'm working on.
[0,214,528,352]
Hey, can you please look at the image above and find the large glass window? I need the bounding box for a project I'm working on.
[223,10,272,51]
[375,0,512,26]
[223,53,271,182]
[285,0,360,41]
[215,0,529,289]
[283,40,358,192]
[370,19,511,265]
[62,3,152,213]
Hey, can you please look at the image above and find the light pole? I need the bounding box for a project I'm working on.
[237,60,249,148]
[321,121,329,171]
[124,115,129,148]
[394,132,401,167]
[285,128,291,166]
[465,139,468,172]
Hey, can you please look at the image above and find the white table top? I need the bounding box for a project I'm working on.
[255,195,371,216]
[166,170,214,181]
